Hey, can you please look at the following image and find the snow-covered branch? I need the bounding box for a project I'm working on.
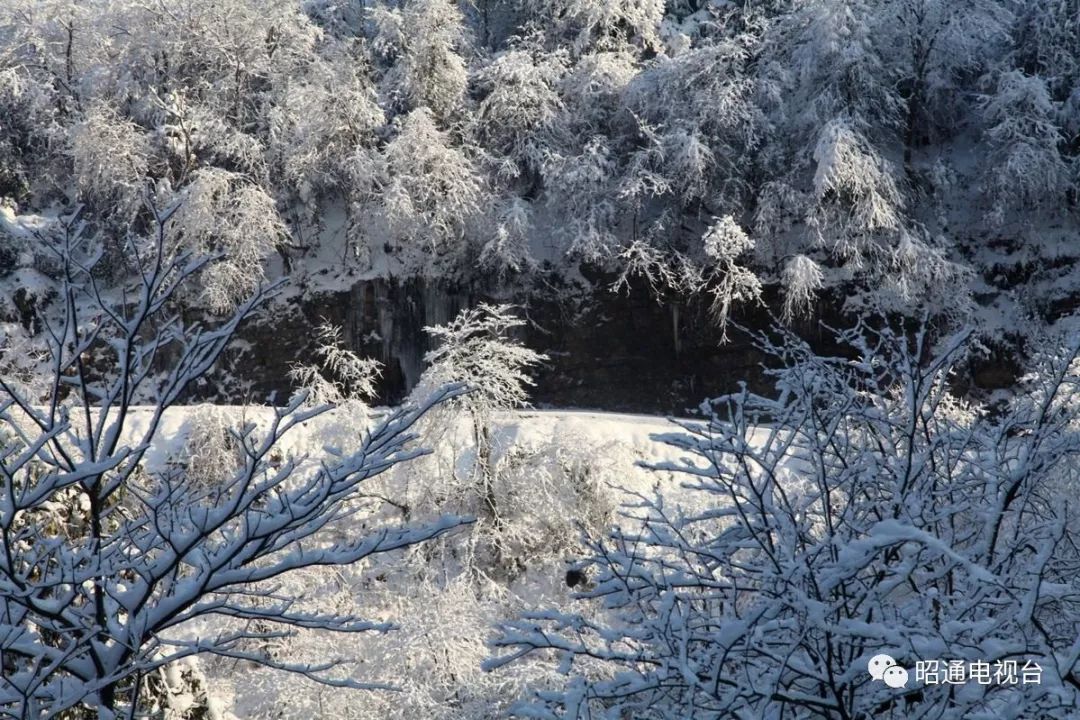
[0,206,469,719]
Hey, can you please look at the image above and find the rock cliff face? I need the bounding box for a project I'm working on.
[222,275,1024,413]
[223,278,470,405]
[1,265,1023,412]
[223,275,807,413]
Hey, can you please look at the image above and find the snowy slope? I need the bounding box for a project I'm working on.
[98,404,732,719]
[119,404,702,494]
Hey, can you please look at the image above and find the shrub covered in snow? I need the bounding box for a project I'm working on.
[490,321,1080,718]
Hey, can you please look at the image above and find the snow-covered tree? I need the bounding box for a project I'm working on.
[753,0,999,312]
[267,47,385,211]
[877,0,1008,165]
[222,418,633,720]
[5,0,1080,389]
[1013,0,1080,101]
[167,169,286,313]
[622,25,764,209]
[981,70,1072,219]
[699,216,762,332]
[615,215,762,340]
[753,1,912,304]
[780,253,825,321]
[1005,2,1080,191]
[0,201,468,718]
[771,0,904,142]
[415,304,546,421]
[375,108,487,274]
[523,0,665,54]
[472,43,567,179]
[409,304,546,575]
[808,117,906,262]
[289,322,382,411]
[0,68,55,202]
[370,0,471,121]
[490,321,1080,718]
[69,105,152,224]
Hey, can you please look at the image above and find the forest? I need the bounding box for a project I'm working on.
[1,0,1080,718]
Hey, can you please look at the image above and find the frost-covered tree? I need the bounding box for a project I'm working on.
[768,0,904,148]
[981,70,1072,219]
[415,304,546,423]
[523,0,665,53]
[807,117,906,261]
[6,0,1080,370]
[490,321,1080,718]
[0,68,53,202]
[0,202,468,718]
[167,169,286,312]
[615,215,762,341]
[471,42,567,184]
[69,105,152,224]
[0,0,315,294]
[289,322,382,410]
[1013,0,1080,101]
[754,0,998,312]
[780,253,825,321]
[878,0,1008,164]
[754,0,911,303]
[622,33,763,208]
[375,108,488,274]
[370,0,471,121]
[410,304,546,574]
[267,47,385,212]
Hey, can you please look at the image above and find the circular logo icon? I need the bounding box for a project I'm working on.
[868,654,896,681]
[883,665,909,689]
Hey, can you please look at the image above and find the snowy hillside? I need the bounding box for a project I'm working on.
[100,404,734,719]
[117,405,699,497]
[4,1,1080,719]
[3,0,1080,408]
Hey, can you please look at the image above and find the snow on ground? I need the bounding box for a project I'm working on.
[118,404,710,502]
[91,403,738,718]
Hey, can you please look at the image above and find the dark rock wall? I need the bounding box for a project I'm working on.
[224,278,471,405]
[225,276,785,412]
[2,265,1025,411]
[219,276,1020,412]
